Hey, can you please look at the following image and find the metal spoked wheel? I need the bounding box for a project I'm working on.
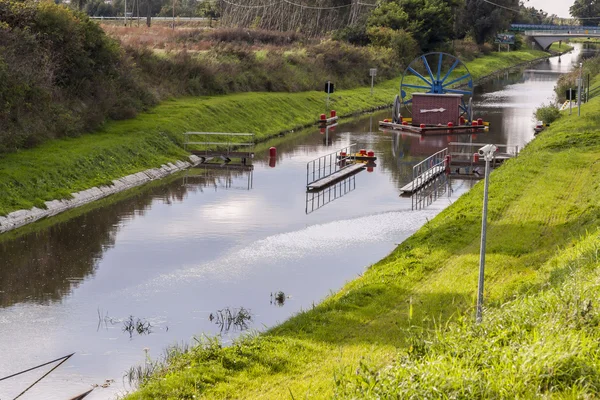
[400,52,473,118]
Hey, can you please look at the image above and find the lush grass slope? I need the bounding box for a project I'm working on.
[126,72,600,399]
[0,49,548,216]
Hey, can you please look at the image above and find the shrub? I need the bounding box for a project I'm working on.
[535,103,561,124]
[333,25,370,46]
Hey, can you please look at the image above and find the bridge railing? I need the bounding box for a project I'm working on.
[525,30,600,36]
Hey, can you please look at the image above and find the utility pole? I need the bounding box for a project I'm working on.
[476,144,497,323]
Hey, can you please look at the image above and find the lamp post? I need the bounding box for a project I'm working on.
[476,144,497,323]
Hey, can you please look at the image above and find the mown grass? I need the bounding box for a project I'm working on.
[0,49,548,216]
[126,74,600,399]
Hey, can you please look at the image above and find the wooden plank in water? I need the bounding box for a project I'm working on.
[307,164,365,191]
[399,166,446,194]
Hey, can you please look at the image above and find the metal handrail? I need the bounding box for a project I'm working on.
[448,142,519,156]
[411,148,448,193]
[183,132,255,152]
[524,30,600,36]
[306,144,356,186]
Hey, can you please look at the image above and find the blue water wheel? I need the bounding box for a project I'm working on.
[400,52,473,118]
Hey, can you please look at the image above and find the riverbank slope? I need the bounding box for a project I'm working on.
[126,66,600,398]
[0,49,554,222]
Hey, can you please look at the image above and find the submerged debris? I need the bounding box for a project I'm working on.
[123,316,152,338]
[271,291,288,307]
[209,307,252,332]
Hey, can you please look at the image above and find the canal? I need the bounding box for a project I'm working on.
[0,45,587,399]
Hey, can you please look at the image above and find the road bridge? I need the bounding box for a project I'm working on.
[524,29,600,50]
[511,24,600,32]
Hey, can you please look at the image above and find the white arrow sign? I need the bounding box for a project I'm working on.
[420,108,446,113]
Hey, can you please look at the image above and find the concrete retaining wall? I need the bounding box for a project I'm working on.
[0,155,202,234]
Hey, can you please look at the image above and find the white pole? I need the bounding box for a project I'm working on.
[371,75,374,96]
[476,156,491,323]
[124,0,127,26]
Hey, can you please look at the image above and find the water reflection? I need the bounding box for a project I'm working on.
[305,175,356,214]
[410,173,451,210]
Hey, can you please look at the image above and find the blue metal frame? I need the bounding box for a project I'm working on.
[400,52,474,117]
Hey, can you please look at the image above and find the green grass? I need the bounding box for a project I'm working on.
[0,49,549,217]
[549,42,575,53]
[125,75,600,399]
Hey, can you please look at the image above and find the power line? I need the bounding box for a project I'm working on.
[220,0,282,8]
[220,0,376,10]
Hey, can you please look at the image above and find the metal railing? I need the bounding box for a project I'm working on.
[183,132,255,153]
[411,148,448,193]
[448,142,519,160]
[306,144,356,186]
[305,175,356,214]
[524,30,600,36]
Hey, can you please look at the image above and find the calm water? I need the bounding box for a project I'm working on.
[0,46,586,399]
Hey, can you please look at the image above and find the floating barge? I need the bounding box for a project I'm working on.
[379,119,489,135]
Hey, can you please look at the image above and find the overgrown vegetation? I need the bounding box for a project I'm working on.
[335,232,600,398]
[535,103,561,123]
[125,74,600,399]
[0,1,402,154]
[556,55,600,102]
[0,0,151,153]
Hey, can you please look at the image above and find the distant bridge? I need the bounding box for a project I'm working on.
[524,29,600,50]
[510,24,600,32]
[509,24,600,50]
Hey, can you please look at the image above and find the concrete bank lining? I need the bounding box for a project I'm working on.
[0,155,202,234]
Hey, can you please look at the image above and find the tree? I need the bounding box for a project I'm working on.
[458,0,516,44]
[367,0,460,51]
[570,0,600,26]
[197,0,220,27]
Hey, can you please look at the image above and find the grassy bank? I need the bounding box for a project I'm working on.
[126,72,600,398]
[0,49,549,216]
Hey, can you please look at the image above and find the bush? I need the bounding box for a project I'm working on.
[535,103,561,124]
[0,0,154,154]
[333,25,370,46]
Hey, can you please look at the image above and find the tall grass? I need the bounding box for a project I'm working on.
[335,232,600,398]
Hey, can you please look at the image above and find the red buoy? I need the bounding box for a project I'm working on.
[269,147,277,157]
[359,149,367,156]
[420,124,426,129]
[330,110,337,118]
[477,118,484,126]
[367,150,375,157]
[340,151,347,157]
[473,153,480,163]
[448,122,454,127]
[320,114,326,121]
[402,121,408,125]
[367,166,374,173]
[269,158,276,168]
[460,116,465,125]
